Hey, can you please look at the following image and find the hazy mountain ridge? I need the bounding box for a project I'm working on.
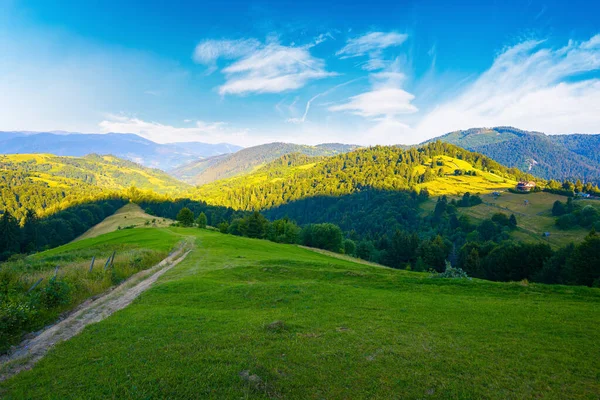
[428,127,600,183]
[172,142,360,185]
[0,131,242,171]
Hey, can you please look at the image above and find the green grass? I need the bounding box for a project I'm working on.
[73,204,174,242]
[422,191,598,247]
[2,229,599,399]
[0,228,184,353]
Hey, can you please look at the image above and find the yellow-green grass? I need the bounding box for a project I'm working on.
[2,229,599,398]
[423,191,598,247]
[0,153,188,194]
[417,156,517,196]
[74,204,173,242]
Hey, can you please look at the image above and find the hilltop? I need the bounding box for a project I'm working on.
[0,153,189,220]
[427,127,600,183]
[0,131,242,171]
[191,142,534,211]
[172,142,359,185]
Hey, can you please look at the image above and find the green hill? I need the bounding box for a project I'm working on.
[2,228,598,398]
[190,142,536,211]
[428,127,600,183]
[0,153,189,221]
[172,142,359,185]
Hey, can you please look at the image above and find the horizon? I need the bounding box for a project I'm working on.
[1,1,599,146]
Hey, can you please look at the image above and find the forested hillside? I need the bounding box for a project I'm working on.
[430,127,600,183]
[191,142,536,211]
[0,154,189,221]
[172,142,359,185]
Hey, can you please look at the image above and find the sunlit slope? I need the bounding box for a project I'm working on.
[422,191,600,248]
[172,142,359,185]
[0,153,189,219]
[3,229,598,398]
[190,143,533,210]
[74,203,174,242]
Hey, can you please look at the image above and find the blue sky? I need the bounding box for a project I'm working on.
[1,0,599,146]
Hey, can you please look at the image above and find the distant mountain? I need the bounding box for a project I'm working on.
[0,131,243,171]
[426,127,600,183]
[172,142,360,185]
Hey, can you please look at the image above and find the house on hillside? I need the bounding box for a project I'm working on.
[516,181,536,192]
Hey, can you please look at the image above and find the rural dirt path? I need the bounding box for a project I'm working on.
[0,245,192,382]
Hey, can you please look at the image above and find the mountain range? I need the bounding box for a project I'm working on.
[0,131,242,171]
[427,127,600,183]
[171,142,360,185]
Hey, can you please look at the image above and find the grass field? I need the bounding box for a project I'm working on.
[0,227,184,352]
[2,229,599,399]
[417,156,517,196]
[423,191,599,247]
[74,203,173,241]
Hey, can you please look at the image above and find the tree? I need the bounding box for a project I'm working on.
[246,212,268,238]
[0,211,21,260]
[552,200,566,216]
[344,239,356,256]
[21,209,40,252]
[196,212,207,229]
[568,229,600,286]
[509,214,517,229]
[176,207,195,227]
[301,223,344,253]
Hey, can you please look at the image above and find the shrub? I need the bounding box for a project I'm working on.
[432,261,470,279]
[40,277,71,308]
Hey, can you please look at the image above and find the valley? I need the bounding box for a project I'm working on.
[1,128,599,399]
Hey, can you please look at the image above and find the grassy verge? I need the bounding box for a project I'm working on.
[0,228,182,353]
[2,229,599,399]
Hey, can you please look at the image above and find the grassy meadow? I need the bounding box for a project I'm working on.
[0,226,183,352]
[423,191,600,248]
[74,203,173,241]
[417,155,517,196]
[2,228,599,399]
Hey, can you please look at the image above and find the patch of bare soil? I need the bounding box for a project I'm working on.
[0,246,192,382]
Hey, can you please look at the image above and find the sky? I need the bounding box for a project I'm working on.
[1,0,599,146]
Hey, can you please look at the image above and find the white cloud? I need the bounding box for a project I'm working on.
[192,39,260,73]
[337,31,408,71]
[219,42,335,95]
[329,61,418,118]
[193,38,335,95]
[98,115,255,145]
[415,35,600,141]
[329,88,417,117]
[287,78,362,124]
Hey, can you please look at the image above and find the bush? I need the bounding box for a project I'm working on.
[40,277,71,308]
[176,207,195,227]
[0,298,38,351]
[432,261,470,279]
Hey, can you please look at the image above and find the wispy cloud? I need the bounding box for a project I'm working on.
[415,34,600,140]
[336,31,408,71]
[329,60,418,118]
[193,39,260,73]
[98,114,252,145]
[287,78,362,124]
[193,38,335,95]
